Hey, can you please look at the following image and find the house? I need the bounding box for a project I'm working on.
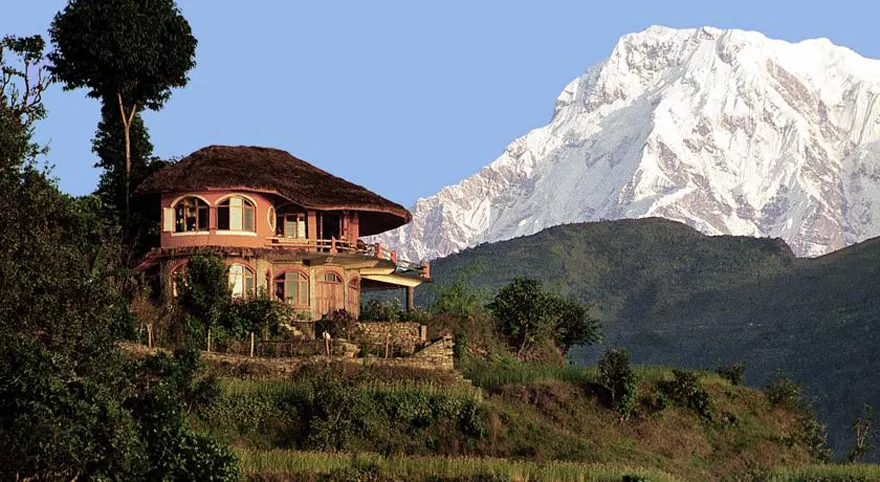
[136,145,429,319]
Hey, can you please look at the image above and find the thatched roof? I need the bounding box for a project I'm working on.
[138,145,411,236]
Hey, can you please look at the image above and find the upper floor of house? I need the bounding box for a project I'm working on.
[138,145,420,267]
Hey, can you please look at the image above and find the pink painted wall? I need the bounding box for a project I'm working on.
[160,190,278,249]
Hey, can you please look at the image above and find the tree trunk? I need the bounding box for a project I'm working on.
[117,92,137,239]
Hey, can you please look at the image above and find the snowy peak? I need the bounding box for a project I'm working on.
[374,26,880,261]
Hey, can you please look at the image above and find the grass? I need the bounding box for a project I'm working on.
[462,354,710,391]
[219,375,483,402]
[235,449,682,481]
[765,464,880,481]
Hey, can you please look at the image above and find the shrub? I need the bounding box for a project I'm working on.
[765,376,805,411]
[223,294,293,339]
[315,309,358,340]
[361,299,404,322]
[716,362,745,386]
[489,278,601,358]
[764,375,833,463]
[598,349,639,420]
[659,369,713,421]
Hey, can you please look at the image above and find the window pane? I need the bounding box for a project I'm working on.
[230,205,242,231]
[198,205,209,230]
[243,206,254,231]
[297,218,306,238]
[244,271,254,296]
[217,206,230,230]
[175,205,185,232]
[299,279,309,304]
[229,265,244,297]
[285,217,297,238]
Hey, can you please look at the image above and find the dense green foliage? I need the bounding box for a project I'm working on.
[488,277,601,357]
[659,370,713,422]
[598,349,639,420]
[0,35,236,479]
[421,218,880,459]
[208,359,837,481]
[201,364,487,456]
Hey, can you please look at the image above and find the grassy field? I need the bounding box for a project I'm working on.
[766,464,880,481]
[235,449,680,481]
[195,361,838,481]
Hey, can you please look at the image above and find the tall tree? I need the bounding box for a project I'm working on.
[0,35,237,480]
[48,0,197,234]
[92,99,165,254]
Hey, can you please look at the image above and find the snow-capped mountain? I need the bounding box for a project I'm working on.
[375,26,880,260]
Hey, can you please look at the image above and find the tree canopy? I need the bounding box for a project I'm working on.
[488,277,601,357]
[48,0,196,109]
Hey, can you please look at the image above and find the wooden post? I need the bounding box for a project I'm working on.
[385,332,391,359]
[206,328,212,353]
[323,331,331,356]
[406,286,415,312]
[147,324,153,349]
[250,332,255,357]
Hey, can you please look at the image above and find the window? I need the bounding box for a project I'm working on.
[174,197,209,232]
[170,265,187,298]
[323,273,342,283]
[277,213,307,239]
[275,271,309,306]
[228,264,255,299]
[218,196,256,232]
[268,206,276,233]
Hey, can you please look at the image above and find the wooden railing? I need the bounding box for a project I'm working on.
[266,237,430,280]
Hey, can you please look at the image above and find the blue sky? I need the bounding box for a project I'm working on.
[3,0,880,206]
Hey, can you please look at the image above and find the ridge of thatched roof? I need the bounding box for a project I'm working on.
[138,145,411,236]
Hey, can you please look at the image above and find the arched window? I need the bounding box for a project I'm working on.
[228,264,255,299]
[275,270,309,307]
[174,197,209,232]
[218,196,256,232]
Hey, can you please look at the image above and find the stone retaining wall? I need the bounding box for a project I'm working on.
[355,322,426,350]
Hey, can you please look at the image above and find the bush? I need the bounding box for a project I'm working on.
[716,362,745,386]
[489,278,601,358]
[764,375,833,463]
[598,349,639,420]
[223,294,294,339]
[659,370,713,421]
[315,309,358,340]
[361,299,404,322]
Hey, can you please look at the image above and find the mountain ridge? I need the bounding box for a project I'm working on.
[416,217,880,459]
[374,25,880,260]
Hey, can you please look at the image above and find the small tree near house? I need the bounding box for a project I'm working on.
[177,253,229,350]
[488,277,601,357]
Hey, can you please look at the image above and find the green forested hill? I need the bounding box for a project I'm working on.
[417,218,880,458]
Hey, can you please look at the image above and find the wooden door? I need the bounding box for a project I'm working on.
[347,278,360,318]
[316,272,344,315]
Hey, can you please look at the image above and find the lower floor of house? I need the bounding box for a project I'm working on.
[142,248,426,320]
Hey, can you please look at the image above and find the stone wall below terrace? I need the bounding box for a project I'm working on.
[355,322,427,352]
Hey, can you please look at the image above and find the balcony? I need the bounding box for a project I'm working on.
[266,236,430,280]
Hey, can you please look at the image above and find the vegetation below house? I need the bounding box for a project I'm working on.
[417,218,880,460]
[181,353,843,481]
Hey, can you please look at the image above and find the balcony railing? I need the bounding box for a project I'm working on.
[267,237,430,279]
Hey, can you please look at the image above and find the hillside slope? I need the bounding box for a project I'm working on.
[374,26,880,260]
[418,218,880,458]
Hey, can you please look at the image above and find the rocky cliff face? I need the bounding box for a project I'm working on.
[374,26,880,260]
